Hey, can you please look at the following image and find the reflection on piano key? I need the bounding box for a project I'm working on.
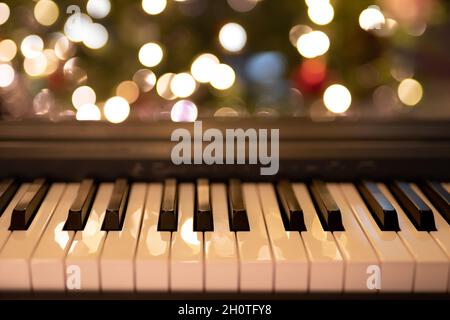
[292,183,344,292]
[204,183,238,292]
[340,183,414,292]
[327,183,380,292]
[135,183,171,292]
[65,183,113,291]
[170,183,203,292]
[379,183,449,292]
[0,184,65,290]
[102,179,129,231]
[258,183,308,292]
[237,183,273,292]
[101,183,146,291]
[31,183,79,291]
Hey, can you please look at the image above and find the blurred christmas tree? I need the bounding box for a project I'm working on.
[0,0,448,122]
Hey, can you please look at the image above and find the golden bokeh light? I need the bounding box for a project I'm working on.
[83,23,109,49]
[398,78,423,106]
[133,69,157,92]
[0,2,10,25]
[76,103,101,121]
[21,35,44,59]
[323,84,352,113]
[170,73,196,98]
[0,64,15,88]
[64,13,92,43]
[307,2,334,26]
[227,0,259,13]
[210,64,236,90]
[116,80,140,104]
[139,42,163,67]
[142,0,167,15]
[191,53,220,83]
[87,0,111,19]
[54,35,74,60]
[359,6,385,31]
[156,73,177,100]
[72,86,97,110]
[34,0,59,26]
[24,52,47,77]
[219,23,247,53]
[296,30,330,58]
[104,96,130,123]
[171,100,198,122]
[43,49,59,75]
[0,39,17,62]
[214,107,239,117]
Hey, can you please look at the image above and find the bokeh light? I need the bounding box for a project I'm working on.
[0,39,17,62]
[323,84,352,113]
[296,31,330,58]
[398,78,423,106]
[142,0,167,15]
[191,53,220,83]
[116,80,140,104]
[0,64,15,88]
[219,23,247,53]
[227,0,259,13]
[157,73,177,100]
[87,0,111,19]
[171,73,196,98]
[104,96,130,123]
[0,2,10,25]
[34,0,59,26]
[359,6,385,31]
[54,35,74,60]
[64,13,93,43]
[83,23,109,49]
[21,35,44,59]
[171,100,198,122]
[72,86,96,110]
[139,43,163,67]
[133,69,157,92]
[289,25,312,47]
[210,64,236,90]
[307,2,334,25]
[24,53,47,77]
[76,104,102,121]
[214,107,239,117]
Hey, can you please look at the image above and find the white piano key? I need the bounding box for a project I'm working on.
[204,183,238,292]
[65,183,113,292]
[135,183,171,292]
[257,183,308,292]
[327,184,380,292]
[0,183,29,251]
[292,183,344,292]
[100,183,146,291]
[170,183,203,292]
[340,183,414,292]
[378,183,449,292]
[31,183,79,291]
[0,183,65,291]
[236,183,273,292]
[410,183,450,292]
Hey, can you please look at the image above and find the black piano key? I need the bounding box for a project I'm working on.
[276,180,306,231]
[101,179,129,231]
[158,179,178,231]
[10,179,49,230]
[194,179,214,231]
[358,181,400,231]
[64,179,97,230]
[419,181,450,225]
[0,179,19,217]
[309,180,344,231]
[389,181,436,231]
[228,179,249,231]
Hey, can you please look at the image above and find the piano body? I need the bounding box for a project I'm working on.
[0,120,449,297]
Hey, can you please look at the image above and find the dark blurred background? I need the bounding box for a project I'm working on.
[0,0,449,123]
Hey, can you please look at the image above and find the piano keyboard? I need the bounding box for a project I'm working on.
[0,178,449,293]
